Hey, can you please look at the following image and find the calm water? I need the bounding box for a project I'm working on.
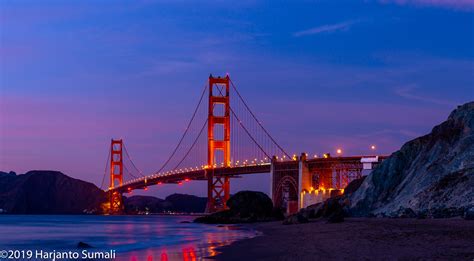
[0,215,257,261]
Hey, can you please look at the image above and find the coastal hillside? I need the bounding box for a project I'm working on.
[0,170,106,214]
[124,194,207,214]
[350,102,474,217]
[0,170,208,214]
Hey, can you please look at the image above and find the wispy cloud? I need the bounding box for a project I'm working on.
[293,20,359,37]
[394,84,457,106]
[379,0,474,11]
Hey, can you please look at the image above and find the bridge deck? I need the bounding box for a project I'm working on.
[108,155,388,194]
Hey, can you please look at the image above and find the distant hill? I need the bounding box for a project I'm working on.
[164,193,207,213]
[0,170,208,214]
[124,194,207,214]
[350,101,474,218]
[0,170,106,214]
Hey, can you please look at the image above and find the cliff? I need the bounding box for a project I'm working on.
[350,102,474,217]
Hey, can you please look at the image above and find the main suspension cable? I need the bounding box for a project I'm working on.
[154,83,208,174]
[100,144,111,190]
[123,143,144,177]
[229,78,290,158]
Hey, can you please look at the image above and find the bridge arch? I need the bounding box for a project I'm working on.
[273,175,298,212]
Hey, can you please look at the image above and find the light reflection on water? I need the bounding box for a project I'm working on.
[0,215,257,260]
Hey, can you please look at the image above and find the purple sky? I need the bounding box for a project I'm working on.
[1,1,473,198]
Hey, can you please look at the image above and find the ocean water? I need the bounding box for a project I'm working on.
[0,215,257,261]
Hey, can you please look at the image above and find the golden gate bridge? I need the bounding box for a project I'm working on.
[101,75,387,214]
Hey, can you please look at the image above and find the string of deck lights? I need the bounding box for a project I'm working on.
[109,144,378,192]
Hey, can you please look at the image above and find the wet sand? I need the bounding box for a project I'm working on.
[213,218,474,260]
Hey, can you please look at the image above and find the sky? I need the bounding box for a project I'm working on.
[1,0,473,198]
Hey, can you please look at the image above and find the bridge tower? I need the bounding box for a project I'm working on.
[109,139,124,214]
[206,74,231,212]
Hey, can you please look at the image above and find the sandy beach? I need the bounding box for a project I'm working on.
[213,218,474,260]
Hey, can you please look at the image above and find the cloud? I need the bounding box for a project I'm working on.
[379,0,474,11]
[394,84,458,106]
[293,20,358,37]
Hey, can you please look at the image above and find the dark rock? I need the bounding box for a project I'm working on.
[283,213,309,225]
[194,210,238,224]
[322,197,343,217]
[327,210,344,223]
[271,207,285,220]
[396,207,417,218]
[77,242,93,248]
[343,176,366,196]
[350,102,474,218]
[226,191,273,219]
[194,191,275,224]
[464,207,474,220]
[306,202,324,218]
[0,170,106,214]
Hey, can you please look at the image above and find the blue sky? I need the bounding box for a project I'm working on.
[1,0,473,197]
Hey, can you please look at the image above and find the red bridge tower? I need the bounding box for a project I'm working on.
[207,75,231,212]
[109,139,124,213]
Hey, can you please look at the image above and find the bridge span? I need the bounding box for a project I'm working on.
[102,75,388,214]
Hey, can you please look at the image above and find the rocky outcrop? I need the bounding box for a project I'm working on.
[0,170,106,214]
[194,191,279,223]
[350,102,474,218]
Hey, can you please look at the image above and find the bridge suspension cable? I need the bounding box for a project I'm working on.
[214,86,270,159]
[172,119,208,170]
[123,143,144,177]
[100,144,111,190]
[229,78,290,158]
[153,83,208,174]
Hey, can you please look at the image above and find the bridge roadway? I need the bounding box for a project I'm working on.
[108,155,387,194]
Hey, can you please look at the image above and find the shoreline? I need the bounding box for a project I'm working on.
[211,218,474,260]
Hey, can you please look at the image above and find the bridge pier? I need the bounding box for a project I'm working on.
[109,191,124,214]
[271,153,379,214]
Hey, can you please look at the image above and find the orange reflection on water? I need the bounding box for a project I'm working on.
[160,251,168,261]
[182,247,196,261]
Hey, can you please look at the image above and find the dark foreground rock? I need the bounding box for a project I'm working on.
[285,196,346,224]
[194,191,281,224]
[350,101,474,218]
[0,170,106,214]
[77,242,93,248]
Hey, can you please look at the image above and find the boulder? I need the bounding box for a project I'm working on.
[226,191,273,219]
[77,242,93,248]
[282,213,309,225]
[194,191,275,224]
[327,210,344,223]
